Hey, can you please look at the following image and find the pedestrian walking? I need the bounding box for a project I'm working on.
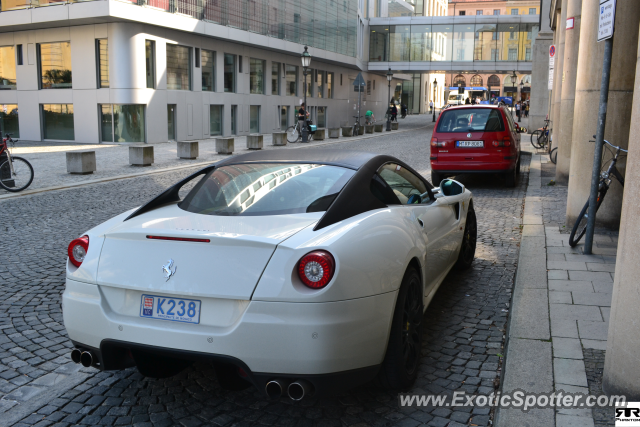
[515,102,521,120]
[429,100,434,114]
[525,102,529,118]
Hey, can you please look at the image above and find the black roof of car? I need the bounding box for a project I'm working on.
[216,148,379,170]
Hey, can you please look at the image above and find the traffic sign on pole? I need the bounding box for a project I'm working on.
[598,0,616,42]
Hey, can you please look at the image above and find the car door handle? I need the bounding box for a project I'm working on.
[417,218,424,228]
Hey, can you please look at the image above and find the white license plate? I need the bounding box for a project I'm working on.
[140,294,201,324]
[457,141,484,148]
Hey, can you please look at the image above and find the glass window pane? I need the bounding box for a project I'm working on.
[0,47,16,90]
[316,70,324,98]
[369,26,388,62]
[285,65,297,96]
[113,105,145,142]
[474,23,497,61]
[317,106,326,128]
[145,40,155,89]
[39,43,72,89]
[250,105,260,133]
[431,25,453,61]
[389,25,410,61]
[327,73,333,98]
[210,105,222,136]
[231,105,237,134]
[250,58,264,94]
[271,62,280,95]
[100,104,112,142]
[453,24,474,61]
[224,54,236,93]
[410,25,431,61]
[305,69,313,97]
[497,24,519,61]
[168,104,176,140]
[0,104,19,138]
[280,105,288,129]
[519,23,535,61]
[97,39,109,88]
[202,50,215,92]
[42,104,74,140]
[166,45,191,90]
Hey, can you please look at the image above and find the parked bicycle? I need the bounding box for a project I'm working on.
[0,133,34,192]
[569,138,626,247]
[531,119,557,164]
[286,120,315,143]
[352,115,363,136]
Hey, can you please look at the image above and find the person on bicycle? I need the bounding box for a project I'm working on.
[365,110,374,125]
[390,104,398,122]
[298,103,309,133]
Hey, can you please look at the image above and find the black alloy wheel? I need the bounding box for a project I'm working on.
[455,205,477,269]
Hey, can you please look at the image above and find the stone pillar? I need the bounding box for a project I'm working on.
[551,0,568,146]
[530,0,554,131]
[548,10,561,126]
[555,0,583,185]
[603,23,640,398]
[566,0,640,228]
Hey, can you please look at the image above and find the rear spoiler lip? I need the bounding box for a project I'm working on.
[124,165,215,222]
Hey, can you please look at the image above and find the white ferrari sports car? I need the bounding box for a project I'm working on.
[63,149,476,400]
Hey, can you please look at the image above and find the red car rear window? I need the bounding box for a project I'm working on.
[436,109,505,133]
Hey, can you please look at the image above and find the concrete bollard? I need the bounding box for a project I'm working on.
[374,124,384,132]
[177,141,199,159]
[341,127,353,137]
[247,134,264,150]
[391,122,399,130]
[129,145,154,166]
[272,132,287,146]
[66,150,96,174]
[358,126,364,135]
[314,129,326,140]
[216,137,234,154]
[365,125,374,134]
[329,128,340,138]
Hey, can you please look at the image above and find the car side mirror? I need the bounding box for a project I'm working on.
[440,179,465,196]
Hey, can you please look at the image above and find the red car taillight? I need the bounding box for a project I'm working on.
[297,250,335,289]
[431,138,446,147]
[492,138,512,147]
[68,235,89,268]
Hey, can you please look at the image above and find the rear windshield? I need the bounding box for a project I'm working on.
[437,108,504,133]
[180,163,355,216]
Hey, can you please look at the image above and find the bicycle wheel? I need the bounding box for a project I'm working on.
[569,186,608,247]
[0,156,34,192]
[352,124,358,136]
[537,132,548,150]
[286,126,299,143]
[550,147,558,164]
[531,130,543,149]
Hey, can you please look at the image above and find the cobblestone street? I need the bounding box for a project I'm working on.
[0,122,531,427]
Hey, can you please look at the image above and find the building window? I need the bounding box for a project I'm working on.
[317,106,326,128]
[38,42,72,89]
[210,105,222,136]
[230,105,237,135]
[492,31,498,40]
[529,8,536,14]
[487,75,500,87]
[100,104,145,143]
[167,104,176,141]
[453,74,466,86]
[508,48,518,61]
[272,62,280,95]
[0,104,19,137]
[459,10,465,15]
[510,31,517,40]
[285,65,297,96]
[16,45,22,66]
[250,105,260,133]
[280,105,288,129]
[525,47,532,61]
[224,54,236,93]
[201,50,215,92]
[145,40,155,89]
[327,72,333,98]
[96,39,109,88]
[0,46,16,90]
[491,49,499,60]
[511,9,518,15]
[476,10,482,15]
[249,58,265,94]
[305,69,313,97]
[195,48,200,68]
[470,75,482,86]
[41,104,74,140]
[456,49,465,61]
[317,70,324,98]
[493,9,500,15]
[167,44,191,90]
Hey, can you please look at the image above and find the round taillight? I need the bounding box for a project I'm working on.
[297,251,335,289]
[68,235,89,268]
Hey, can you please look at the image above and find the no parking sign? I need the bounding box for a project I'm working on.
[548,45,555,90]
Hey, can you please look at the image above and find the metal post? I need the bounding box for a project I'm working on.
[357,83,362,134]
[584,38,614,255]
[302,70,308,142]
[386,80,391,131]
[432,84,436,122]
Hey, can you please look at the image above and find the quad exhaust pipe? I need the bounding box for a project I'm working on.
[70,349,95,368]
[265,379,314,400]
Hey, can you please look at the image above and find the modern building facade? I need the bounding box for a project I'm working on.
[448,0,540,17]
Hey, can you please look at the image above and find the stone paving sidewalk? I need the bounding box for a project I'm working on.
[496,147,617,427]
[1,116,429,198]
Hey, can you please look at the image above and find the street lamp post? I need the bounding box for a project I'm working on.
[511,70,517,120]
[518,81,524,122]
[432,78,437,123]
[301,46,311,142]
[386,68,393,131]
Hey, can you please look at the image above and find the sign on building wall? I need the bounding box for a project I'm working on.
[549,45,555,90]
[598,0,616,41]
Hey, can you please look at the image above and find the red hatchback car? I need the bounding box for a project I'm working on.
[430,105,522,187]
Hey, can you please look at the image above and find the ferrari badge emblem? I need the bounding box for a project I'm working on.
[467,133,472,138]
[162,259,177,281]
